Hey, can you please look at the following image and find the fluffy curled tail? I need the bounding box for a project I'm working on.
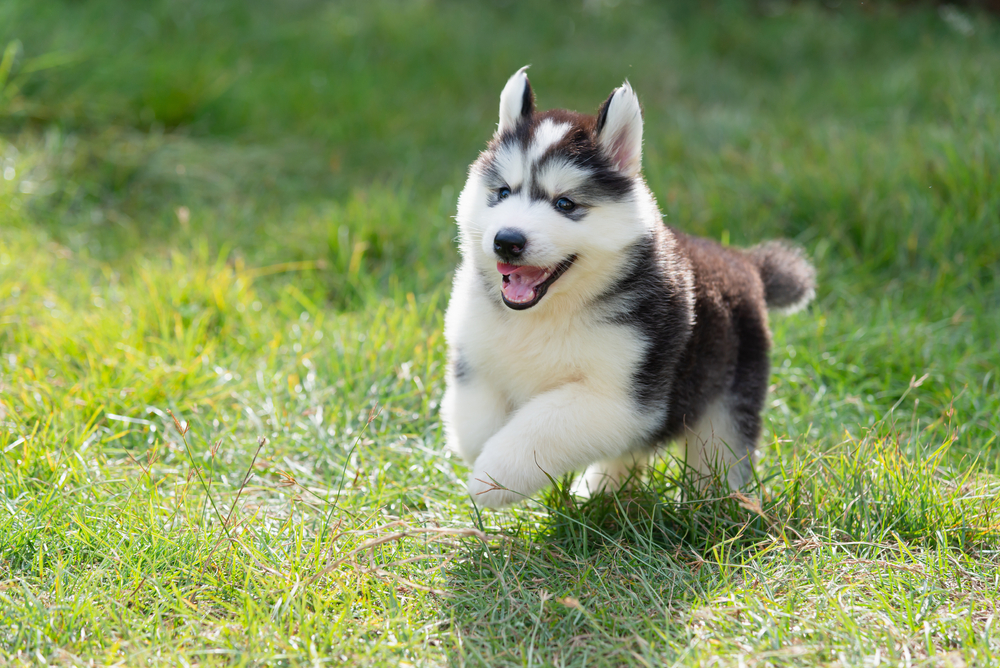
[747,241,816,313]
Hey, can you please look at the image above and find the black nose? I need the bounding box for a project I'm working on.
[493,228,527,261]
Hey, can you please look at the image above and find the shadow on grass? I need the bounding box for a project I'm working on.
[438,467,775,666]
[438,420,1000,666]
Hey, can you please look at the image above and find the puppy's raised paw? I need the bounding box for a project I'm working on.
[466,472,523,508]
[467,448,547,508]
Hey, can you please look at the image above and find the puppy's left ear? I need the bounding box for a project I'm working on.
[498,66,534,135]
[596,81,643,177]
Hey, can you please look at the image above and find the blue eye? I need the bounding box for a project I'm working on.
[555,197,575,212]
[497,187,511,201]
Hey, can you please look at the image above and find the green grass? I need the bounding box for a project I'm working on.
[2,1,999,665]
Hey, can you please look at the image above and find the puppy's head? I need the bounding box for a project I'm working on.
[456,67,654,311]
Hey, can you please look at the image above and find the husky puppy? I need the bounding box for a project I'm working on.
[442,67,815,508]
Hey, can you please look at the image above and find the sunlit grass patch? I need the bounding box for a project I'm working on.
[0,230,457,661]
[1,228,258,430]
[775,426,1000,550]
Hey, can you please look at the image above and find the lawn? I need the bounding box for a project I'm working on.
[1,1,999,665]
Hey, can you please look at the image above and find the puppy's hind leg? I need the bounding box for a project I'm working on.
[682,398,757,490]
[686,307,769,490]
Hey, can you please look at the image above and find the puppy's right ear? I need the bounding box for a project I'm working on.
[498,66,533,135]
[595,81,643,177]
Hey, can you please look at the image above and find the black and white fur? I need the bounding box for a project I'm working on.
[442,68,816,508]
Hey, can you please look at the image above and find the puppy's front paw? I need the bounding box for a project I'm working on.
[467,448,548,509]
[466,472,523,508]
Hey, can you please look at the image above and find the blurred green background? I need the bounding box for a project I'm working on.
[3,0,997,450]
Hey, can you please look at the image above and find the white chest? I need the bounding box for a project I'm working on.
[450,285,646,409]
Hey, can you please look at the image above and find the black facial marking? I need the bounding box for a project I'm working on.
[532,117,634,202]
[579,157,634,200]
[478,158,502,188]
[505,116,536,150]
[530,152,633,205]
[559,205,589,222]
[477,108,635,215]
[528,178,548,203]
[486,183,521,207]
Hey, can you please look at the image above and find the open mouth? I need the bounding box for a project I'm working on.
[497,256,576,310]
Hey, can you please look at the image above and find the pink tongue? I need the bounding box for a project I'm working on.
[497,262,550,303]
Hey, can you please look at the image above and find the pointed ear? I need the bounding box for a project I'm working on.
[595,81,643,177]
[498,66,534,135]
